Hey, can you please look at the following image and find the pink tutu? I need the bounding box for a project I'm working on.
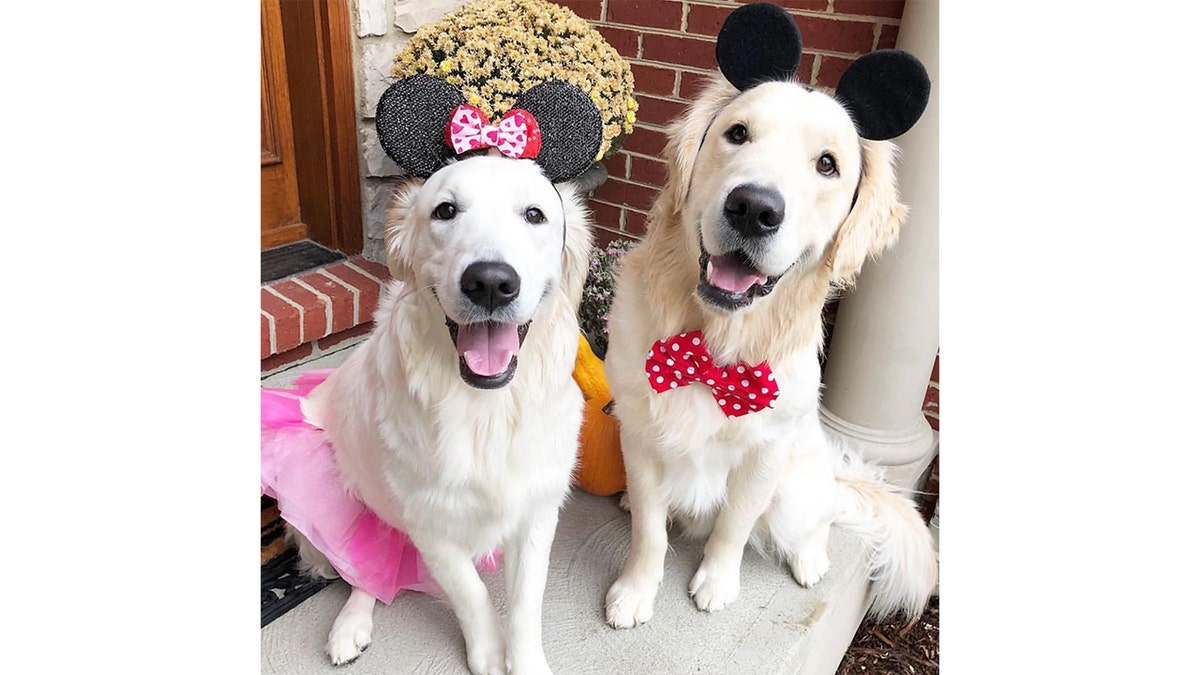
[261,370,497,604]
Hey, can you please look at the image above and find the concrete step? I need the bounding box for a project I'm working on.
[260,348,931,675]
[262,487,879,675]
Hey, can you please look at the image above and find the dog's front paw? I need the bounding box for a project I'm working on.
[605,576,658,628]
[688,561,740,613]
[326,612,373,666]
[788,544,830,588]
[466,635,507,675]
[508,650,553,675]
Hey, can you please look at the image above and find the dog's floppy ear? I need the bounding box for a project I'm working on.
[835,50,930,141]
[662,76,740,216]
[828,140,907,286]
[383,179,426,283]
[511,81,604,183]
[376,75,467,178]
[716,3,802,90]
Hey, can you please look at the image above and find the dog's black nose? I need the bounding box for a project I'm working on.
[724,184,785,238]
[461,261,521,311]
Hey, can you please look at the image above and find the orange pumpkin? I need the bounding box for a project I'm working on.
[572,333,626,496]
[574,396,625,496]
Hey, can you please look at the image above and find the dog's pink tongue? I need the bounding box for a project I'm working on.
[456,322,519,377]
[708,254,767,293]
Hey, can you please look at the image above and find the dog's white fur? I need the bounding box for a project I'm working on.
[603,77,937,628]
[292,156,591,674]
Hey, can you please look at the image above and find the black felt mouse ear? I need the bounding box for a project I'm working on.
[835,50,930,141]
[511,81,603,183]
[716,2,802,91]
[375,74,467,178]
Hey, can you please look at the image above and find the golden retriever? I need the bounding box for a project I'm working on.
[263,74,603,674]
[602,3,938,629]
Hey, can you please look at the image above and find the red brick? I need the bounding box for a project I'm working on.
[922,384,939,415]
[918,453,938,520]
[601,151,629,181]
[260,312,271,359]
[792,15,876,54]
[261,342,314,373]
[622,125,669,156]
[680,69,717,100]
[630,62,677,97]
[930,353,939,383]
[271,279,326,343]
[834,0,905,19]
[635,94,689,127]
[624,208,649,236]
[815,54,855,88]
[798,52,817,85]
[878,23,900,50]
[348,256,391,283]
[591,225,635,249]
[323,262,383,323]
[588,198,624,231]
[923,410,939,432]
[684,3,734,37]
[261,288,302,355]
[597,26,640,59]
[298,271,356,333]
[630,155,668,187]
[642,34,717,71]
[608,1,683,31]
[552,0,602,21]
[738,0,827,10]
[317,321,374,350]
[592,178,661,212]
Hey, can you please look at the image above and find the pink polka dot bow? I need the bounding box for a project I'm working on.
[445,104,542,159]
[645,330,779,417]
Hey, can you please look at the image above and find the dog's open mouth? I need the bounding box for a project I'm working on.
[445,318,532,389]
[697,246,782,311]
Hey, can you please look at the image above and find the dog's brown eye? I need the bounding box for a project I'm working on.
[817,153,838,177]
[432,202,457,220]
[724,124,749,145]
[524,207,546,224]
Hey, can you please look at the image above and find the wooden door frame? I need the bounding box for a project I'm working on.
[276,0,363,255]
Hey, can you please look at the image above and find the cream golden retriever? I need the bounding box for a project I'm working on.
[603,5,937,630]
[290,156,591,674]
[265,71,606,674]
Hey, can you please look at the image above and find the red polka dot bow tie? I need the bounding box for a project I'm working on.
[445,104,542,159]
[645,330,779,417]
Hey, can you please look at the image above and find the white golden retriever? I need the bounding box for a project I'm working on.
[602,70,937,628]
[295,155,591,674]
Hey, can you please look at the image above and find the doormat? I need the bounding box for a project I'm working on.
[262,240,346,284]
[262,495,334,627]
[261,546,335,627]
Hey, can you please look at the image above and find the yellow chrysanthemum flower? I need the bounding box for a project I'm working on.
[389,0,637,160]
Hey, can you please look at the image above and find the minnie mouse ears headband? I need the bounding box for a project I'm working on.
[716,2,930,141]
[375,75,604,183]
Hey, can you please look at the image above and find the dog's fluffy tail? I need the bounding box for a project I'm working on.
[833,447,938,621]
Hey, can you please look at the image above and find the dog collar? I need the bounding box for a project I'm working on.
[645,330,779,417]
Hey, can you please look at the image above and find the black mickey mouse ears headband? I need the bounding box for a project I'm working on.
[715,2,930,141]
[375,75,604,183]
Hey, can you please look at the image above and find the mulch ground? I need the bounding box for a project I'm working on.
[837,595,939,674]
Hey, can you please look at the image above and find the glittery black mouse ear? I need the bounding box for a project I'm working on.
[510,81,604,183]
[715,2,802,91]
[375,74,467,178]
[835,50,930,141]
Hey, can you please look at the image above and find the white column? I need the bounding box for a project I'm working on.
[819,0,939,488]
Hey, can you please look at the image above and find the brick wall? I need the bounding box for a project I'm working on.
[554,0,907,245]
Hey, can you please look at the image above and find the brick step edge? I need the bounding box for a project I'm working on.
[261,255,392,370]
